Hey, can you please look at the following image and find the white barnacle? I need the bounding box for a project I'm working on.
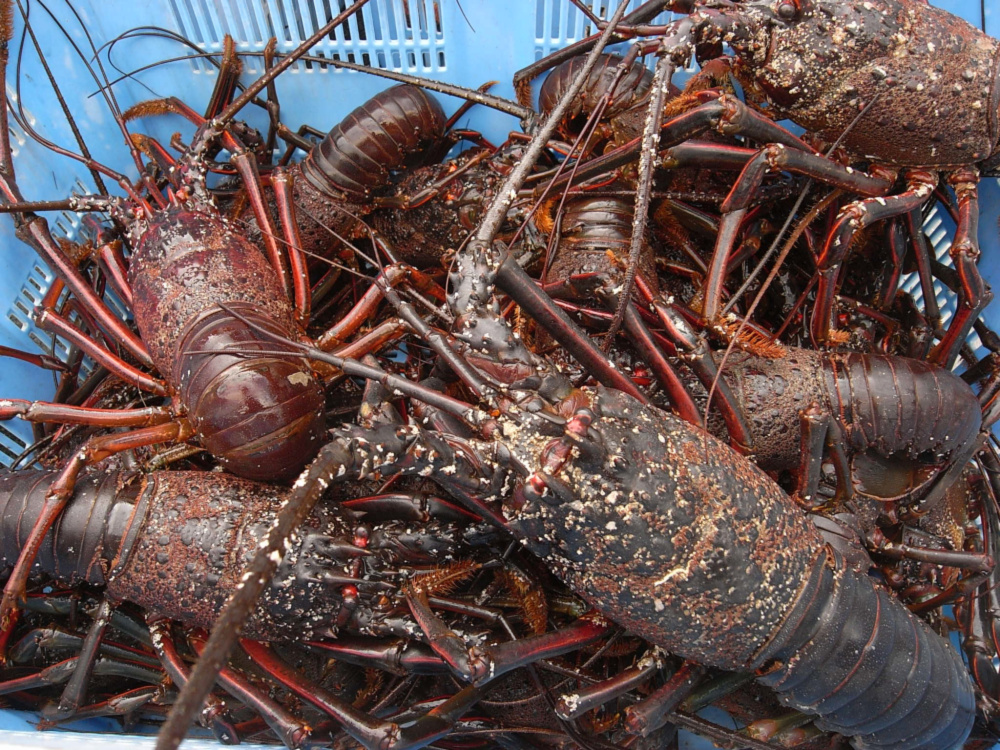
[653,567,688,586]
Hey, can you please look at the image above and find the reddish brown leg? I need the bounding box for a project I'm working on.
[188,631,311,749]
[147,618,239,744]
[95,238,133,309]
[203,37,243,122]
[903,207,941,325]
[0,207,152,369]
[0,420,192,628]
[40,686,161,727]
[34,303,166,395]
[555,648,667,720]
[624,660,707,736]
[812,170,937,346]
[271,167,310,326]
[243,638,484,750]
[539,272,701,423]
[328,320,406,363]
[931,168,990,368]
[229,145,293,300]
[702,145,895,324]
[793,405,853,509]
[43,598,114,721]
[404,587,610,685]
[315,265,443,351]
[642,291,753,452]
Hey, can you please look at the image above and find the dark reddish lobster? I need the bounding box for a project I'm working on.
[668,0,997,367]
[0,467,634,748]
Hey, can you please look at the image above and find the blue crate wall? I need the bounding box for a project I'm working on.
[1,0,998,748]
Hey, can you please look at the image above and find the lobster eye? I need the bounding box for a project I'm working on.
[776,1,798,20]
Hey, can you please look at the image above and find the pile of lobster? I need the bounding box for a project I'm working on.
[2,0,1000,748]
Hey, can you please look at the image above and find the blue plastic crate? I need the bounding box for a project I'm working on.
[0,0,997,748]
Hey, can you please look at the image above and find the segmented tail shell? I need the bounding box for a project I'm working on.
[538,53,653,137]
[129,206,326,482]
[758,550,975,750]
[300,84,446,200]
[0,471,140,586]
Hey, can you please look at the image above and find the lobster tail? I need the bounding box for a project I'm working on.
[538,53,654,137]
[300,84,446,201]
[757,550,975,750]
[0,471,144,586]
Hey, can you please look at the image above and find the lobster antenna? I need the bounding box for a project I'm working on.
[603,51,674,347]
[15,0,106,193]
[8,0,153,201]
[214,0,374,127]
[103,46,536,124]
[299,56,534,123]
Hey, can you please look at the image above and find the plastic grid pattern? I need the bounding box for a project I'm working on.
[0,0,997,747]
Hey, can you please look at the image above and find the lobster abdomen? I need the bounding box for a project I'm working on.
[715,348,981,470]
[299,84,446,201]
[758,551,975,749]
[129,206,326,482]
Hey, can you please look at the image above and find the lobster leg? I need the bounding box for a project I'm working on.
[33,311,164,395]
[0,657,79,695]
[623,660,707,736]
[43,597,114,721]
[41,685,162,728]
[702,145,896,324]
[540,272,701,423]
[315,265,444,351]
[794,405,853,509]
[242,638,485,750]
[404,587,610,686]
[643,293,754,451]
[0,401,173,428]
[270,167,311,326]
[147,618,239,744]
[812,170,938,346]
[188,631,311,750]
[931,168,991,368]
[903,208,941,327]
[306,637,451,676]
[554,648,668,721]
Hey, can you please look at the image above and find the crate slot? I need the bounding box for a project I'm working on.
[7,312,27,331]
[28,332,51,353]
[167,0,445,72]
[0,424,28,467]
